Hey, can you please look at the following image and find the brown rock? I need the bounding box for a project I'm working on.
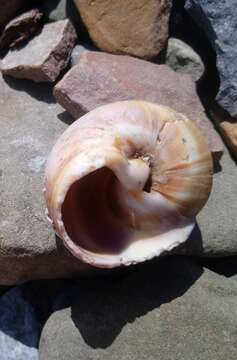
[0,8,43,49]
[54,51,223,154]
[0,19,77,82]
[0,0,25,28]
[210,104,237,160]
[72,0,172,59]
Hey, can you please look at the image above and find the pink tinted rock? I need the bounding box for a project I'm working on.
[0,19,77,82]
[54,51,223,153]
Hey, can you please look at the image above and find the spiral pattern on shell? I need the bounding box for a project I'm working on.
[44,101,213,268]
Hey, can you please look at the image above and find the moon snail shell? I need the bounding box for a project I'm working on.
[44,101,213,268]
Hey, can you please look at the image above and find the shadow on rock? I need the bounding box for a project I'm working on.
[69,256,203,349]
[57,111,75,126]
[0,280,70,349]
[57,108,89,125]
[3,75,55,104]
[212,151,223,173]
[198,256,237,278]
[173,222,203,256]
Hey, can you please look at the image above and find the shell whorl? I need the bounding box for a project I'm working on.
[44,101,213,268]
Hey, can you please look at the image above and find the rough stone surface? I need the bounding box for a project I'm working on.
[54,51,222,153]
[73,0,172,59]
[39,256,237,360]
[166,37,204,81]
[0,0,25,29]
[176,147,237,257]
[0,19,77,82]
[0,74,94,285]
[0,9,43,49]
[0,71,235,285]
[185,0,237,117]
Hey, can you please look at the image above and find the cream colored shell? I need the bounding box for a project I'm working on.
[44,101,213,268]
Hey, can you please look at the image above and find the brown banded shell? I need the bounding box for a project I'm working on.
[44,101,213,268]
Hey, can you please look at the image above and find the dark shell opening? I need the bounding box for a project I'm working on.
[61,167,132,254]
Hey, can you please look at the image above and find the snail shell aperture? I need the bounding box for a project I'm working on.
[44,101,213,268]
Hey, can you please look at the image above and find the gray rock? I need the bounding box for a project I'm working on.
[54,51,222,153]
[166,37,204,81]
[0,74,94,285]
[177,147,237,256]
[39,256,237,360]
[41,0,67,22]
[185,0,237,117]
[0,8,43,49]
[0,69,235,286]
[0,0,25,28]
[0,19,77,82]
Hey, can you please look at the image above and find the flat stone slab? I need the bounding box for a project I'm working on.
[39,256,237,360]
[0,74,92,284]
[0,19,77,82]
[54,51,222,153]
[0,71,236,285]
[177,147,237,257]
[0,8,43,49]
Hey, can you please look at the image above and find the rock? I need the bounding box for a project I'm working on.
[0,19,77,82]
[208,105,237,160]
[0,9,43,49]
[39,256,237,360]
[166,37,204,81]
[0,74,96,285]
[0,71,236,285]
[54,51,222,153]
[0,0,25,29]
[70,43,98,66]
[185,0,237,118]
[72,0,172,59]
[41,0,67,21]
[177,146,237,257]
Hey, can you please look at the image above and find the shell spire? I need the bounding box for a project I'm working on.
[44,101,213,268]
